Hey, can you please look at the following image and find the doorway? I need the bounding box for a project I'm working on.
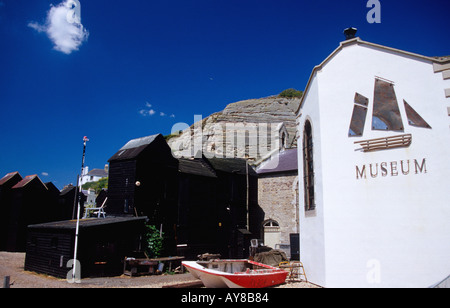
[263,220,281,249]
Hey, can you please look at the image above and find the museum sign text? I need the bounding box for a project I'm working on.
[356,158,427,180]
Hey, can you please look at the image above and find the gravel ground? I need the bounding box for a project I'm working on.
[0,252,319,288]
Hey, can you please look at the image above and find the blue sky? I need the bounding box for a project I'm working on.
[1,0,449,189]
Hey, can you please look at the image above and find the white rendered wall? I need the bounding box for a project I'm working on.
[297,73,327,287]
[298,42,450,288]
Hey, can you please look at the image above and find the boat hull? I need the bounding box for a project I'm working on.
[182,260,288,288]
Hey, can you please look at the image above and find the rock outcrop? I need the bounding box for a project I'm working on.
[168,96,300,162]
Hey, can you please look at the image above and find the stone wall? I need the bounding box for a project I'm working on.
[257,172,299,245]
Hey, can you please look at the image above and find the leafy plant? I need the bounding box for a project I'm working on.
[144,224,164,258]
[164,131,183,141]
[279,88,303,98]
[81,177,108,194]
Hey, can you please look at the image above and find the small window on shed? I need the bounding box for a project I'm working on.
[124,199,129,213]
[51,237,58,249]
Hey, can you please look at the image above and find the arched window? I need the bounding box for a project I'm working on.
[263,220,279,228]
[303,121,315,211]
[281,132,286,150]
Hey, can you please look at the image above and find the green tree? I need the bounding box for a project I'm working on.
[82,177,108,194]
[279,88,303,98]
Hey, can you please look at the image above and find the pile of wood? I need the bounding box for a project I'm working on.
[197,253,221,261]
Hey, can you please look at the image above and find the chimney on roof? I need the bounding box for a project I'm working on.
[343,27,358,40]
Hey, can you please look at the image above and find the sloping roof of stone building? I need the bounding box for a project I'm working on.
[256,148,298,174]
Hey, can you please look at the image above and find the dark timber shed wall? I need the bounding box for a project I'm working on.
[176,157,258,259]
[0,172,23,251]
[7,175,59,252]
[25,228,74,278]
[106,134,259,260]
[107,160,137,215]
[107,134,179,219]
[107,134,179,256]
[25,217,147,279]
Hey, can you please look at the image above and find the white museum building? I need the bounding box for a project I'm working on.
[296,31,450,288]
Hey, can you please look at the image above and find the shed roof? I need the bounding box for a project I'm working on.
[108,134,161,161]
[209,157,257,176]
[257,148,298,175]
[178,156,257,177]
[60,184,76,196]
[178,158,217,178]
[12,175,48,190]
[45,182,60,195]
[0,172,22,186]
[28,216,147,230]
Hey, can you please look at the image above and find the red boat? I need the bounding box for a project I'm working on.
[182,259,288,288]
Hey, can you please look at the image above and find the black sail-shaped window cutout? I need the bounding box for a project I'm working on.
[404,100,432,129]
[349,93,369,137]
[372,78,404,131]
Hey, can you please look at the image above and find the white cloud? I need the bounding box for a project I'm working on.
[139,109,156,116]
[28,22,46,32]
[28,0,89,55]
[42,172,49,177]
[139,102,175,118]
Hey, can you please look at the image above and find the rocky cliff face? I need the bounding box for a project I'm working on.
[168,96,300,162]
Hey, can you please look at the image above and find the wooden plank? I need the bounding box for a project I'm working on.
[354,134,412,152]
[354,134,411,144]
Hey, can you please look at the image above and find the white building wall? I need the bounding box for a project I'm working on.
[298,40,450,288]
[297,73,327,286]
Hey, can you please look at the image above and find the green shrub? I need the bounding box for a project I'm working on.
[81,177,108,194]
[144,224,164,258]
[279,88,303,98]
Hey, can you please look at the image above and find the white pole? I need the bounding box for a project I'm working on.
[71,136,88,283]
[246,160,249,231]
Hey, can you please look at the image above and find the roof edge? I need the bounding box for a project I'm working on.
[12,174,48,190]
[296,37,450,115]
